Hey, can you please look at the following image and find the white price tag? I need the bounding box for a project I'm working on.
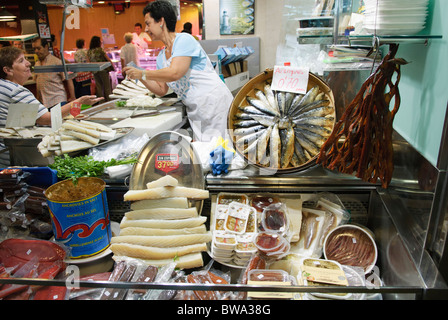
[271,66,309,94]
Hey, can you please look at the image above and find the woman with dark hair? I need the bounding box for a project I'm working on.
[74,38,93,98]
[123,0,233,141]
[87,35,114,101]
[0,46,102,166]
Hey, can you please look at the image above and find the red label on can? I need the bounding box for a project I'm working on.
[155,154,179,173]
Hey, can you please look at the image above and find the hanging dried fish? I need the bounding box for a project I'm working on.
[316,44,407,188]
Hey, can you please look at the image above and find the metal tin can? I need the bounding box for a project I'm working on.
[45,177,111,259]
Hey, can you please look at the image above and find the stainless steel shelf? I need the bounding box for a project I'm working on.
[33,62,111,74]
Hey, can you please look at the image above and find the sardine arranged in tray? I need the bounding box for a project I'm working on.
[228,70,336,173]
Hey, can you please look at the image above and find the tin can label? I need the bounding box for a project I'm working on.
[48,188,111,259]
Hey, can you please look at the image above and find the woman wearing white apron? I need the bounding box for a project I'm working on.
[123,0,233,142]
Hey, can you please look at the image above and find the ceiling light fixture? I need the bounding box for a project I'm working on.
[0,7,17,20]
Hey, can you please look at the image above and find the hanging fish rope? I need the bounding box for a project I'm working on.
[316,44,408,188]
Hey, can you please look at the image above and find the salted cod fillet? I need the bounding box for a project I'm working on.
[110,232,212,247]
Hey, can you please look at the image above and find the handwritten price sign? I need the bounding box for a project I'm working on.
[271,66,309,94]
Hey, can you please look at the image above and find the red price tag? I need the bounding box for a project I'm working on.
[271,66,309,94]
[70,101,81,117]
[155,154,179,173]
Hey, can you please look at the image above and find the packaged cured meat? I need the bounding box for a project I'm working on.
[0,238,67,273]
[214,205,228,231]
[217,192,248,205]
[224,201,251,234]
[261,202,289,234]
[250,194,280,213]
[299,257,352,300]
[254,232,290,260]
[290,207,326,258]
[247,269,295,299]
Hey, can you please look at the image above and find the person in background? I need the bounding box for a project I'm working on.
[0,41,11,48]
[120,32,139,77]
[12,41,23,49]
[181,22,198,40]
[123,1,233,141]
[73,38,93,98]
[87,35,114,101]
[32,37,76,108]
[50,34,61,60]
[132,22,152,57]
[0,46,103,166]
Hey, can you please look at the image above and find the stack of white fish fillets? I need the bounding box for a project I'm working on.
[112,79,152,97]
[37,119,116,157]
[111,175,211,269]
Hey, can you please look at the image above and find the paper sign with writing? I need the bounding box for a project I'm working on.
[51,103,63,131]
[271,66,309,94]
[6,103,39,128]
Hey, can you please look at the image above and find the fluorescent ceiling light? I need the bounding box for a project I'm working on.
[0,8,17,20]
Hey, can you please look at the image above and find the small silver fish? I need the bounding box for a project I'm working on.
[280,124,295,168]
[294,127,327,147]
[248,114,278,127]
[235,112,255,120]
[236,128,266,149]
[290,99,330,118]
[269,123,281,168]
[295,124,332,137]
[295,130,320,156]
[257,125,273,163]
[276,91,286,117]
[247,97,279,117]
[233,124,265,136]
[294,139,308,164]
[239,105,266,115]
[284,92,296,116]
[264,84,280,114]
[287,93,304,116]
[296,86,320,110]
[292,116,335,127]
[234,119,260,128]
[293,106,334,120]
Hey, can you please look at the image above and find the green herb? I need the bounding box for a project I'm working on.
[115,100,127,108]
[50,154,138,183]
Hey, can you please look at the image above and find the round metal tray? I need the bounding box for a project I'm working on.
[228,69,336,174]
[129,131,205,214]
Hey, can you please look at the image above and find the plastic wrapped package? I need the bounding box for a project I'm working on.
[292,192,350,258]
[260,202,289,235]
[142,261,177,300]
[246,269,297,300]
[0,238,68,300]
[291,207,326,257]
[88,133,150,179]
[184,260,232,300]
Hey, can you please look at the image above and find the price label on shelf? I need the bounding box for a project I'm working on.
[155,153,179,174]
[271,66,309,94]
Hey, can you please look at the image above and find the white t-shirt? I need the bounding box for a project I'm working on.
[132,32,151,56]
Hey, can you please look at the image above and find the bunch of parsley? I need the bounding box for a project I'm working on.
[50,154,138,183]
